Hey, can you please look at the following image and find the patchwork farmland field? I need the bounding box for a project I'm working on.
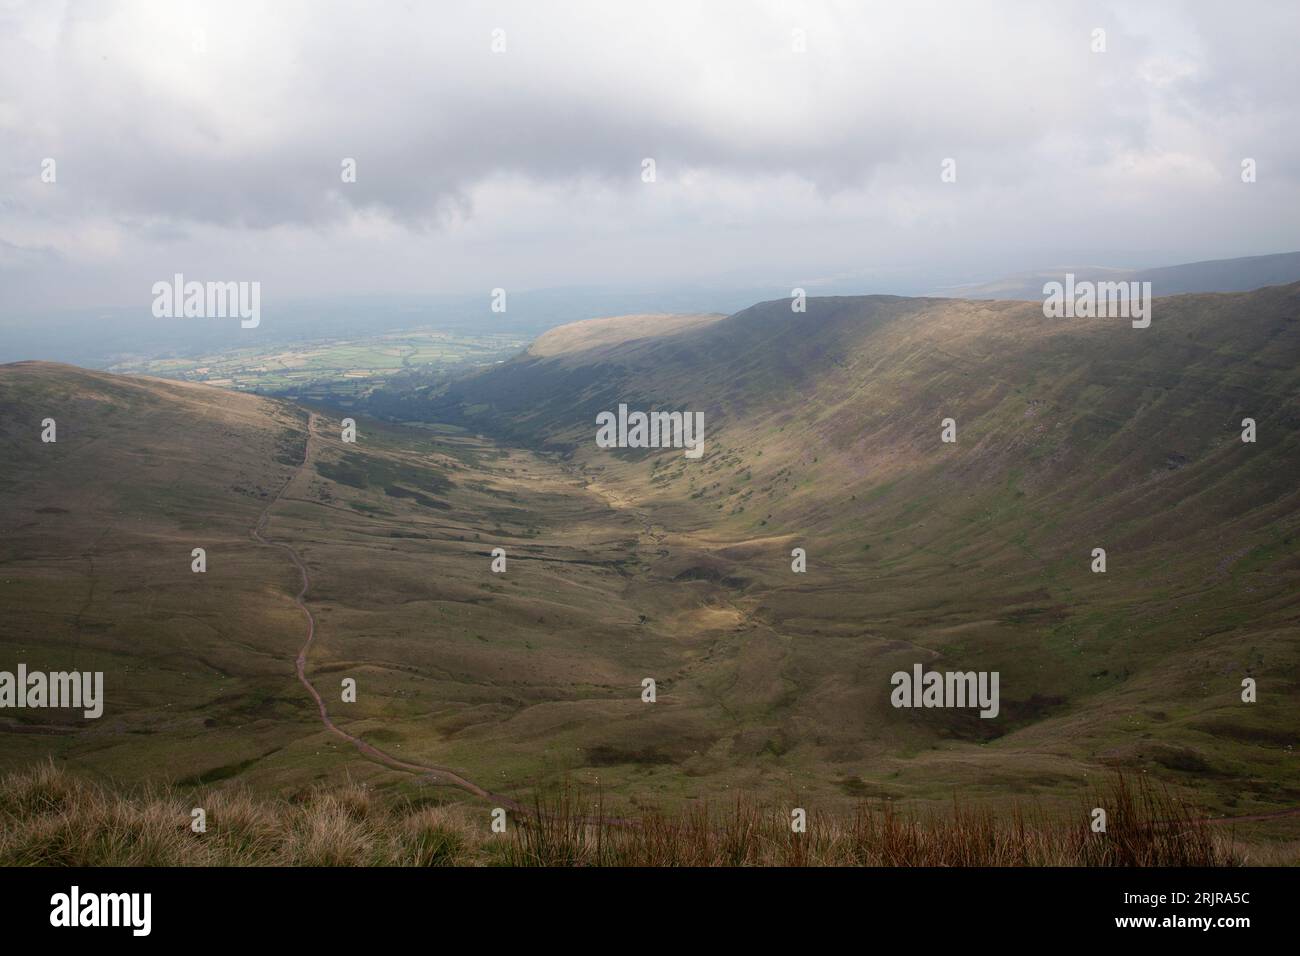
[108,330,526,403]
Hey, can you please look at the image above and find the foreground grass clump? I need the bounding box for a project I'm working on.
[0,762,476,867]
[498,777,1232,867]
[0,762,1234,867]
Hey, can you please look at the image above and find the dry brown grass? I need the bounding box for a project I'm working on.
[496,775,1232,866]
[0,761,1239,867]
[0,762,476,867]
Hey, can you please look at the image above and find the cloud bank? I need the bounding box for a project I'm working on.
[1,0,1297,311]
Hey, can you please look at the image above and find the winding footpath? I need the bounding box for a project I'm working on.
[251,413,524,812]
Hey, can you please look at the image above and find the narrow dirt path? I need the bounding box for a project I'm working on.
[251,412,524,812]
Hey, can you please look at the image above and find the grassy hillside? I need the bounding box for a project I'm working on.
[941,251,1300,300]
[0,362,674,805]
[416,285,1300,822]
[0,362,313,781]
[0,361,788,812]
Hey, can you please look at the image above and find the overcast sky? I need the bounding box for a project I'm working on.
[2,0,1298,314]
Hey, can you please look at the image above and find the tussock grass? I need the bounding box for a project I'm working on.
[0,762,1236,867]
[0,763,474,867]
[497,777,1234,867]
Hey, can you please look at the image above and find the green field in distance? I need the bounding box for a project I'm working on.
[108,329,528,402]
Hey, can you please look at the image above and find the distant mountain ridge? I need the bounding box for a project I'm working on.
[934,251,1300,301]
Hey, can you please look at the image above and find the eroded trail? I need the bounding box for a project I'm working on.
[251,412,524,812]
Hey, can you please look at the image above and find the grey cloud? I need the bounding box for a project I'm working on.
[0,0,1296,313]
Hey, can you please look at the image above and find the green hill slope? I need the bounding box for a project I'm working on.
[414,284,1300,815]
